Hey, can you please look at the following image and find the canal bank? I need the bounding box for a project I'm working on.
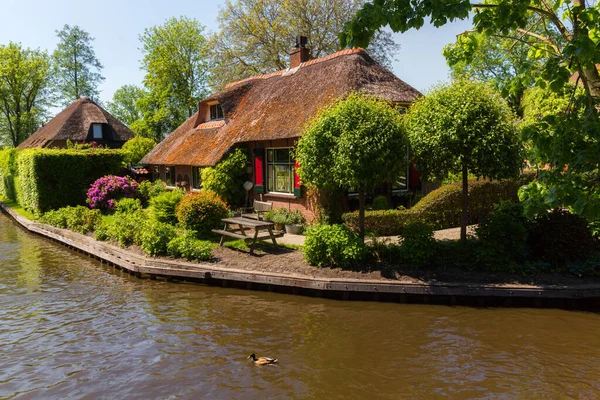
[2,201,600,309]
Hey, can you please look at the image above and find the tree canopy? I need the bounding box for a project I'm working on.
[210,0,400,89]
[52,25,104,105]
[105,85,146,128]
[297,92,408,239]
[0,43,51,147]
[405,80,522,242]
[122,136,157,165]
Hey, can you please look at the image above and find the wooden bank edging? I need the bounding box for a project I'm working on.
[3,201,600,308]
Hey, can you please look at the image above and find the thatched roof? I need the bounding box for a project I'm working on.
[18,97,135,149]
[142,48,422,166]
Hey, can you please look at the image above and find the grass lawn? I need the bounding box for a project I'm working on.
[0,197,38,221]
[222,238,302,252]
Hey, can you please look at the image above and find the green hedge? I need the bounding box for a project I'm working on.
[342,172,536,236]
[0,148,125,213]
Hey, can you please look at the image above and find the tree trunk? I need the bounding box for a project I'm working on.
[572,0,600,106]
[358,188,366,242]
[461,164,468,244]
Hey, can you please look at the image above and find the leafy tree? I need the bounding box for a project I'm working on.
[0,43,51,147]
[52,25,104,105]
[122,136,156,164]
[211,0,400,89]
[139,17,210,141]
[404,80,522,242]
[201,148,248,205]
[106,85,146,127]
[297,92,407,240]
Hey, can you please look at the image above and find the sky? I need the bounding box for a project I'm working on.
[0,0,473,107]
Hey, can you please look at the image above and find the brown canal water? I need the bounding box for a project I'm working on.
[2,212,600,399]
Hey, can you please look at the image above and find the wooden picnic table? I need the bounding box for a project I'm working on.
[212,216,284,254]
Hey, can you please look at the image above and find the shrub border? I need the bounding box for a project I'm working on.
[2,200,600,310]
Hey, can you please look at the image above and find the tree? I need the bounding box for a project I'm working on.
[52,25,104,105]
[121,136,156,164]
[211,0,400,89]
[201,148,248,206]
[297,93,408,240]
[139,17,210,141]
[0,43,51,147]
[404,80,522,243]
[105,85,146,127]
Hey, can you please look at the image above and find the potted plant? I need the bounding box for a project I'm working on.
[284,210,305,234]
[265,209,287,231]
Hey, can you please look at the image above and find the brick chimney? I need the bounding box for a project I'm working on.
[289,36,310,68]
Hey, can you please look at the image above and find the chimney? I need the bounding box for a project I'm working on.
[289,36,310,69]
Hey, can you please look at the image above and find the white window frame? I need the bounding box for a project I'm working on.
[266,147,294,195]
[92,124,103,140]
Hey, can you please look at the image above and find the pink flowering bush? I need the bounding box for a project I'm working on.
[87,175,138,210]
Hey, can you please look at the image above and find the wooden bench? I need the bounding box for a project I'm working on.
[212,216,284,254]
[242,200,273,220]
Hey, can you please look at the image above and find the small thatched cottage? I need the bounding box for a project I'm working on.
[141,39,422,219]
[19,97,135,149]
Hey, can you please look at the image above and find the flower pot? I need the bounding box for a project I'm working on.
[274,223,285,231]
[285,224,303,235]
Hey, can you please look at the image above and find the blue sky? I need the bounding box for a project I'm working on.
[1,0,473,106]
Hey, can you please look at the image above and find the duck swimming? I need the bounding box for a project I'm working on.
[248,353,278,365]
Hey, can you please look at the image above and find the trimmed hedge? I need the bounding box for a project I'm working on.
[3,148,125,213]
[342,173,536,236]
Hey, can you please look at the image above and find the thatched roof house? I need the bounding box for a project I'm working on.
[19,97,135,149]
[142,41,422,218]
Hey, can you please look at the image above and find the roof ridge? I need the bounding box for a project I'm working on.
[223,47,367,89]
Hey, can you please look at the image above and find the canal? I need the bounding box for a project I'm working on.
[1,211,600,399]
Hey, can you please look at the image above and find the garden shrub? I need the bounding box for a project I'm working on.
[527,209,598,267]
[95,211,147,246]
[149,189,184,224]
[475,202,528,271]
[14,148,125,213]
[264,208,306,225]
[137,179,166,205]
[40,206,101,234]
[201,148,247,205]
[87,175,138,210]
[121,136,156,164]
[176,190,229,235]
[371,196,388,210]
[141,221,177,256]
[115,197,142,214]
[342,173,536,236]
[398,222,436,268]
[0,148,18,201]
[303,224,368,268]
[167,232,213,261]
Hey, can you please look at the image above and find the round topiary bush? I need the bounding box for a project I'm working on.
[86,175,138,210]
[176,190,229,236]
[303,224,369,268]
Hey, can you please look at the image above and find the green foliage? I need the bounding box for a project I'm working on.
[342,174,535,235]
[284,210,305,225]
[105,85,147,128]
[167,232,214,261]
[200,148,247,205]
[95,211,147,246]
[265,208,305,225]
[370,196,388,210]
[475,202,528,271]
[40,206,101,234]
[0,42,51,147]
[115,197,142,214]
[527,209,599,268]
[141,220,177,256]
[210,0,399,89]
[121,136,156,164]
[52,24,104,105]
[175,190,229,236]
[138,17,210,141]
[0,148,18,200]
[137,179,166,205]
[398,222,436,268]
[149,189,184,224]
[303,224,368,268]
[11,148,125,213]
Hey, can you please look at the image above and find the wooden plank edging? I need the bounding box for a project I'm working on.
[2,201,600,307]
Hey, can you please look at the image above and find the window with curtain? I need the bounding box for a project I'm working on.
[165,166,176,186]
[266,148,294,194]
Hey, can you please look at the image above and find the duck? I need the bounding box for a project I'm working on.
[248,353,278,365]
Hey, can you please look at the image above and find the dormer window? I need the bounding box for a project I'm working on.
[92,124,103,140]
[210,104,223,120]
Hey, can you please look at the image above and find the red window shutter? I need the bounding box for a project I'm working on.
[253,148,265,193]
[293,161,301,197]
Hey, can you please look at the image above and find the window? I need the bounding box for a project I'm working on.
[153,166,160,181]
[165,166,176,187]
[92,124,103,140]
[192,167,202,189]
[266,148,294,194]
[210,104,223,120]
